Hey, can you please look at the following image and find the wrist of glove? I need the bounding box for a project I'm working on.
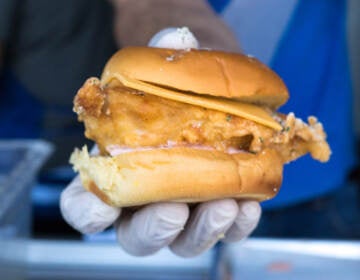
[60,176,261,257]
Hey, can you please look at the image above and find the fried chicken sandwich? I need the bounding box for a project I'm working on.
[70,46,331,207]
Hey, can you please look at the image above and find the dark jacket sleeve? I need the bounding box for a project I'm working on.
[0,0,19,43]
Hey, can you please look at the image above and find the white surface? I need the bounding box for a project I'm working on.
[225,239,360,280]
[4,238,360,280]
[24,238,360,280]
[0,239,27,280]
[240,238,360,260]
[27,240,212,268]
[26,240,213,279]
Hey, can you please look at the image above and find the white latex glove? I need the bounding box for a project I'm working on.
[148,27,199,49]
[60,178,261,257]
[60,28,261,257]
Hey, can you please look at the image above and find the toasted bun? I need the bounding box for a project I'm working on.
[70,146,283,207]
[101,47,289,108]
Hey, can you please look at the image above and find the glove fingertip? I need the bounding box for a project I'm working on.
[238,200,262,221]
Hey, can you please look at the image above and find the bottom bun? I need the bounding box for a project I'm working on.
[70,146,283,207]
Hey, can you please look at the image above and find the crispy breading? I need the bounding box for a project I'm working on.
[74,78,331,163]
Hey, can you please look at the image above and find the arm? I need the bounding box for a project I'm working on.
[111,0,240,52]
[0,0,20,74]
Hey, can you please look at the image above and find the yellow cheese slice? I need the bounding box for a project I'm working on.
[103,74,282,131]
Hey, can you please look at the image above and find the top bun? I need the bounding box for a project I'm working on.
[101,47,289,108]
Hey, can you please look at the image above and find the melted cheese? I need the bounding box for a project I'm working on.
[102,74,282,131]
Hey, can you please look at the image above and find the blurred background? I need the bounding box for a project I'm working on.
[0,0,359,279]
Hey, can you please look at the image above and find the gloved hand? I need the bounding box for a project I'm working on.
[60,176,261,257]
[61,27,261,257]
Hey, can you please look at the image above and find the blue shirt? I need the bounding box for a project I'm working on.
[209,0,356,208]
[264,0,355,208]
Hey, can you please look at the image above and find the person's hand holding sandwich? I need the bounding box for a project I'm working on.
[60,26,330,257]
[61,28,264,257]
